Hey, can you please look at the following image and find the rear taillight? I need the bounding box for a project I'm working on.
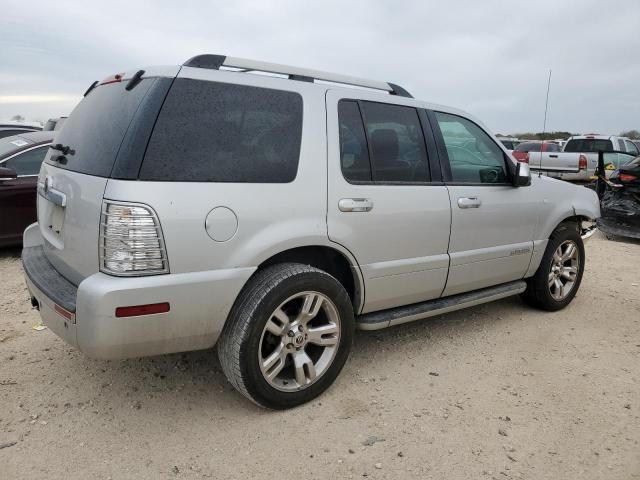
[99,201,169,276]
[619,173,638,182]
[578,154,588,170]
[523,153,529,163]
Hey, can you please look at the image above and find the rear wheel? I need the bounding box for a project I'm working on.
[218,263,354,409]
[522,224,585,311]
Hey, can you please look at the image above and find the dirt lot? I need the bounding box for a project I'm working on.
[1,233,639,480]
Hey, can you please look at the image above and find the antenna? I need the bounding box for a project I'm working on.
[539,69,552,176]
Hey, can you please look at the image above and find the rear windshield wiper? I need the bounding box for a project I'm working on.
[50,143,75,156]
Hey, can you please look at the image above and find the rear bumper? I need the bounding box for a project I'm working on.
[22,226,255,360]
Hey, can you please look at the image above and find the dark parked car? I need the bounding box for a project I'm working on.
[512,141,560,162]
[0,122,42,140]
[0,131,54,247]
[597,155,640,239]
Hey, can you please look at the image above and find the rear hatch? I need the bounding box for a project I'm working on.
[38,69,177,285]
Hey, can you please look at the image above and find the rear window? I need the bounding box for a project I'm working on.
[544,143,560,152]
[140,79,303,183]
[564,138,613,153]
[0,129,30,140]
[514,142,541,152]
[47,78,157,177]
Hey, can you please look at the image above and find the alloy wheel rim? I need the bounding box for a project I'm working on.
[548,240,580,301]
[258,291,341,392]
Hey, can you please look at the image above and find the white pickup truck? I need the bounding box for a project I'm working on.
[528,135,639,181]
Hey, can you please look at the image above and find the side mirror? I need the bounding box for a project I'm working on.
[513,161,531,187]
[0,166,18,180]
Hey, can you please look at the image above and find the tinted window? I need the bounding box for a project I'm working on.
[624,140,639,155]
[500,140,515,150]
[360,102,429,182]
[546,143,560,152]
[617,139,626,151]
[564,138,613,153]
[141,79,302,183]
[0,130,28,139]
[338,101,371,182]
[48,78,156,177]
[434,111,508,184]
[4,146,48,175]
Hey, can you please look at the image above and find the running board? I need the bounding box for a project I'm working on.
[356,280,527,331]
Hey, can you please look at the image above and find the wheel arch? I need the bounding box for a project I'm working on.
[253,244,365,314]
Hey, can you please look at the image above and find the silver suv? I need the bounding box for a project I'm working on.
[23,55,600,409]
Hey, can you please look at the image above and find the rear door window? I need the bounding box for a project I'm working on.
[140,79,303,183]
[338,101,372,182]
[359,101,429,183]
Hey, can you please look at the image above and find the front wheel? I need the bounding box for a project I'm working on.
[217,263,354,409]
[522,224,585,311]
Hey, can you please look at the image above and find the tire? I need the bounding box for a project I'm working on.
[522,223,585,311]
[217,263,355,409]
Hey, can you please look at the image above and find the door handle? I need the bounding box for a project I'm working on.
[549,154,558,158]
[457,197,481,209]
[338,198,374,212]
[37,182,67,207]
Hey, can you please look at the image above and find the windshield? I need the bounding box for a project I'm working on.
[564,138,613,153]
[0,136,32,158]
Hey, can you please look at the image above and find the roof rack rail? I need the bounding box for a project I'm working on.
[183,54,413,98]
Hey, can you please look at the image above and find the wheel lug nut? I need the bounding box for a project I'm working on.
[298,325,303,332]
[287,331,295,337]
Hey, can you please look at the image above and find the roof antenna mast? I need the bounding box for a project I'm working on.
[539,69,552,177]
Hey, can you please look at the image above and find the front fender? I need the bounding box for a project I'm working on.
[535,177,600,240]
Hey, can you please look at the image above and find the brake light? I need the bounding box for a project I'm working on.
[99,73,124,85]
[523,153,529,163]
[619,173,637,182]
[100,201,169,276]
[578,154,588,170]
[115,302,170,318]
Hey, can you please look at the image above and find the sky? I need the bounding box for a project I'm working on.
[1,0,639,135]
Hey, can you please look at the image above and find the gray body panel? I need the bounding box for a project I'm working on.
[38,162,108,285]
[443,184,539,296]
[24,62,601,360]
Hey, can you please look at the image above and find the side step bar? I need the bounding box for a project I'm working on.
[356,280,527,331]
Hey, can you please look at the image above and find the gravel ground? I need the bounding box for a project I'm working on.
[1,233,639,480]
